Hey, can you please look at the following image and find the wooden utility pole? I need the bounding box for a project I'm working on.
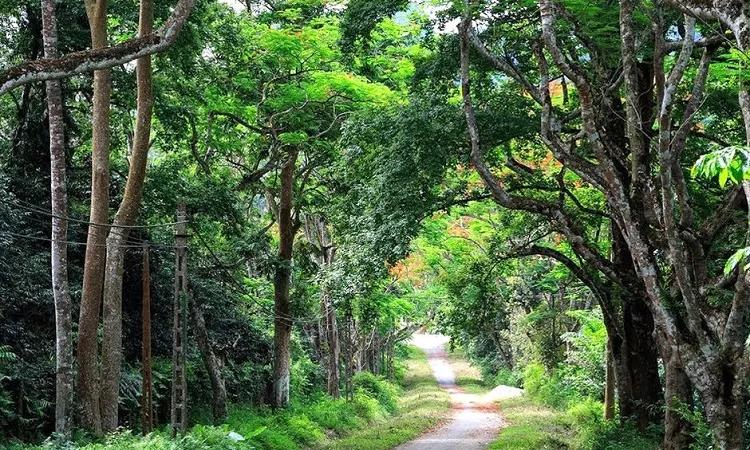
[141,242,153,433]
[171,204,188,435]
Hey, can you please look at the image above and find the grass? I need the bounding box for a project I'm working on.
[316,346,451,449]
[490,395,575,450]
[447,348,489,394]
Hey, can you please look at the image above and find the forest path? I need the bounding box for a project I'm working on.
[394,334,522,450]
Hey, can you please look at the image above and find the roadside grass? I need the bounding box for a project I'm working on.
[317,345,451,449]
[490,396,575,450]
[447,348,488,394]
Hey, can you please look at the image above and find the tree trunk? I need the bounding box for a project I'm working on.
[604,338,615,421]
[76,0,111,434]
[303,215,340,398]
[610,227,663,430]
[42,0,72,437]
[701,364,744,450]
[272,151,298,408]
[325,292,340,398]
[99,0,154,431]
[190,296,228,423]
[661,342,692,450]
[141,244,153,433]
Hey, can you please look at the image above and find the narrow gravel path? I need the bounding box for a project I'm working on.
[395,334,522,450]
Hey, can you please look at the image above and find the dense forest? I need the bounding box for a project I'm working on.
[2,0,750,449]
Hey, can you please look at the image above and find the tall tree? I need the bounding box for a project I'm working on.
[190,297,228,422]
[41,0,72,437]
[457,0,750,446]
[271,150,299,408]
[76,0,112,434]
[100,0,155,431]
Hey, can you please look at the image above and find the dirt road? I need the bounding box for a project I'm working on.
[395,334,522,450]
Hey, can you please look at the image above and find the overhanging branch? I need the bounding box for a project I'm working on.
[0,0,196,95]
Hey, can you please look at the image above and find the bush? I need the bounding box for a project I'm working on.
[522,362,545,396]
[493,367,522,388]
[523,362,582,409]
[306,397,362,433]
[572,418,661,450]
[352,372,399,413]
[351,392,386,422]
[280,413,325,446]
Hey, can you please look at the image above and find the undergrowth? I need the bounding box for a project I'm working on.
[1,346,448,450]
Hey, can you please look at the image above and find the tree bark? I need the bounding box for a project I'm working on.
[303,216,340,398]
[141,244,153,433]
[190,296,227,423]
[76,0,112,434]
[661,341,692,450]
[272,150,298,408]
[99,0,154,432]
[324,292,340,398]
[42,0,72,437]
[604,338,615,421]
[610,227,663,430]
[700,362,744,450]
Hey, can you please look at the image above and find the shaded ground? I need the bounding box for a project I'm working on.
[395,334,522,450]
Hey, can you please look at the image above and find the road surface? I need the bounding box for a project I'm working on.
[395,334,522,450]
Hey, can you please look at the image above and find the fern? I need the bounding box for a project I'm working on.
[0,345,16,365]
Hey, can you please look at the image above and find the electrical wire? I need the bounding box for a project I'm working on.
[5,198,189,229]
[2,199,333,325]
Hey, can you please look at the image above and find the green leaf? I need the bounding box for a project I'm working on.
[719,168,729,187]
[724,247,750,275]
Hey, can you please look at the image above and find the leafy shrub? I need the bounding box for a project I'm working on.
[351,392,385,422]
[674,401,713,450]
[523,362,582,409]
[567,397,604,428]
[279,413,324,446]
[290,352,321,399]
[306,397,361,433]
[352,372,399,413]
[522,362,545,397]
[573,417,661,450]
[493,368,522,388]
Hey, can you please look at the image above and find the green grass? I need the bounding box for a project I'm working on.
[317,346,451,449]
[447,348,489,395]
[490,395,575,450]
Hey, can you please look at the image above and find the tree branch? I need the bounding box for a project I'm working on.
[0,0,196,95]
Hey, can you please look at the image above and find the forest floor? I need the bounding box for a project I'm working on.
[394,334,522,450]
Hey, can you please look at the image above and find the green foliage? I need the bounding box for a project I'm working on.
[673,402,714,450]
[692,146,750,187]
[351,372,400,413]
[493,368,523,388]
[724,246,750,275]
[711,49,750,84]
[339,0,410,53]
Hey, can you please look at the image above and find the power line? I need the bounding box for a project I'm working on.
[191,226,333,325]
[0,230,173,251]
[3,204,333,325]
[5,198,189,229]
